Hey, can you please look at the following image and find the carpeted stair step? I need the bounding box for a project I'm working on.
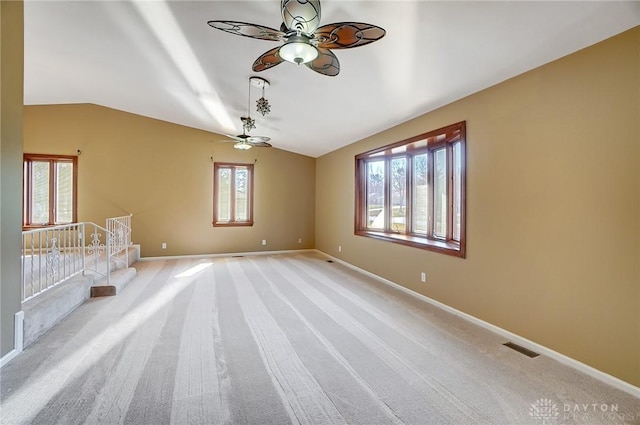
[91,267,137,297]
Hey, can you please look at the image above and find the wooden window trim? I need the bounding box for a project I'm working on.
[213,162,254,227]
[23,153,78,229]
[355,122,466,258]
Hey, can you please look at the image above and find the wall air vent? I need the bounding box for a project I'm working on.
[503,342,540,358]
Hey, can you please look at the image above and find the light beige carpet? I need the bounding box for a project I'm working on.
[1,252,639,424]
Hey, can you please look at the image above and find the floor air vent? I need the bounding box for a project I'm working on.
[503,342,539,358]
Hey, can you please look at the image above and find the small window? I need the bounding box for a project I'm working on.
[355,122,466,257]
[213,162,254,227]
[23,154,78,228]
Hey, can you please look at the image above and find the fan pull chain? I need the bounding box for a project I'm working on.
[243,78,256,133]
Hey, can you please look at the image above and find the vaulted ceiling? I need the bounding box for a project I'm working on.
[24,1,640,157]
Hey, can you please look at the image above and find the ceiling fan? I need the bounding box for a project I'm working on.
[224,117,272,150]
[222,77,272,150]
[208,0,386,76]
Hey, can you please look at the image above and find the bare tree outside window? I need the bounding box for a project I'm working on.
[213,163,254,227]
[23,154,77,227]
[355,122,466,258]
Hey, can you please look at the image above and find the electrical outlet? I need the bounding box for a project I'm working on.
[162,242,167,249]
[262,240,267,246]
[420,272,426,283]
[338,245,342,252]
[298,238,302,244]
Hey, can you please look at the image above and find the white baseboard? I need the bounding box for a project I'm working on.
[0,349,19,368]
[139,248,315,262]
[0,311,24,369]
[320,251,640,399]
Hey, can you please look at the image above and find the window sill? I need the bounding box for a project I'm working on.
[213,221,254,227]
[355,230,465,258]
[22,222,77,230]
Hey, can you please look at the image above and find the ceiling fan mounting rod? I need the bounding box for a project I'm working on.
[249,76,270,89]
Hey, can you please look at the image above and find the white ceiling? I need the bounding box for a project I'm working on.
[24,1,640,158]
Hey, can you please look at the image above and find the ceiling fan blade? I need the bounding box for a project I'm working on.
[281,0,321,34]
[246,135,271,143]
[207,20,285,42]
[253,46,285,72]
[249,141,272,148]
[221,136,270,147]
[305,47,340,76]
[225,133,270,141]
[314,22,386,49]
[224,134,245,142]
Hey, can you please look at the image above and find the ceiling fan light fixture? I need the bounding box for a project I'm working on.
[209,0,385,76]
[234,140,253,150]
[280,35,318,65]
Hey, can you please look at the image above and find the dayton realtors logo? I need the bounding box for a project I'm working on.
[529,399,634,423]
[529,398,560,424]
[563,402,628,422]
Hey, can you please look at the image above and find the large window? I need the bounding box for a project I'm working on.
[23,154,78,228]
[213,162,254,227]
[355,122,466,257]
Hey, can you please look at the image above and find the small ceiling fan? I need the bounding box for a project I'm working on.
[222,77,272,150]
[208,0,386,76]
[224,117,272,150]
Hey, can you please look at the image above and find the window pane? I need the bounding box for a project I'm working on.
[453,142,462,241]
[354,122,465,257]
[31,161,50,224]
[55,162,74,223]
[217,168,231,221]
[235,168,248,221]
[390,157,406,233]
[412,154,428,233]
[213,163,254,227]
[433,148,447,238]
[366,161,385,229]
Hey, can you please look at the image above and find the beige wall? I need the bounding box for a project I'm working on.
[23,104,316,257]
[20,27,640,387]
[1,0,24,357]
[317,28,640,387]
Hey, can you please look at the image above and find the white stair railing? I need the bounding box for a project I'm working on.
[21,216,133,303]
[106,214,132,268]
